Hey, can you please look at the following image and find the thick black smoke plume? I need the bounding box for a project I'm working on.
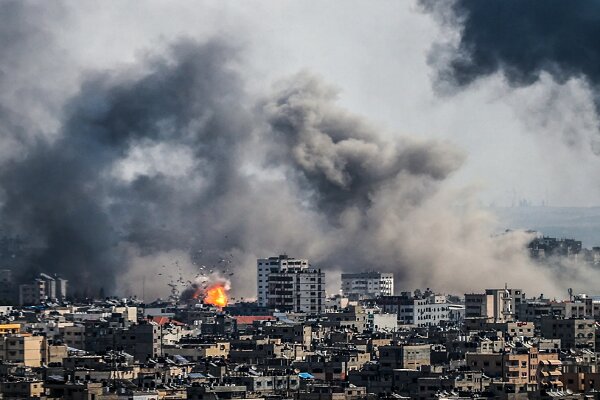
[0,38,253,292]
[423,0,600,89]
[422,0,600,156]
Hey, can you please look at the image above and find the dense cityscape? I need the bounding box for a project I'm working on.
[0,245,594,399]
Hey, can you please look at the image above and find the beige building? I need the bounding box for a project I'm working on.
[379,344,431,370]
[45,343,68,365]
[466,345,559,393]
[60,324,86,350]
[162,342,230,361]
[0,380,44,398]
[0,335,45,367]
[538,359,563,390]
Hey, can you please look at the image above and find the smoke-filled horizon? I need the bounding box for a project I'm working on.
[2,1,600,300]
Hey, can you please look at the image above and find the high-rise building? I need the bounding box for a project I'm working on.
[39,273,56,300]
[257,255,325,314]
[268,267,325,314]
[341,271,394,299]
[257,255,308,307]
[56,277,68,300]
[18,273,68,305]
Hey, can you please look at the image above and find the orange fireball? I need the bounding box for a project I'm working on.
[204,284,228,308]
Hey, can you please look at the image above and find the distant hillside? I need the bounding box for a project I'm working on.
[491,206,600,248]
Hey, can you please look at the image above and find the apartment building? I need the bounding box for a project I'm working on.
[18,279,46,306]
[257,255,308,307]
[19,273,69,305]
[378,344,431,370]
[0,335,45,367]
[375,293,453,327]
[341,271,393,299]
[268,267,325,314]
[466,345,558,393]
[465,287,525,322]
[540,318,595,350]
[413,295,452,327]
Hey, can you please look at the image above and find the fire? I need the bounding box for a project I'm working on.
[204,284,228,308]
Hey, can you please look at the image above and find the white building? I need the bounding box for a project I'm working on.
[376,292,458,327]
[56,277,68,300]
[38,273,68,301]
[257,255,308,307]
[341,271,393,299]
[257,255,325,314]
[371,313,398,332]
[413,295,452,327]
[39,273,56,300]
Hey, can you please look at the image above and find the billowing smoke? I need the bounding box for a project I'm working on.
[0,1,588,299]
[421,0,600,153]
[422,0,600,88]
[0,1,76,158]
[264,73,464,214]
[0,38,258,294]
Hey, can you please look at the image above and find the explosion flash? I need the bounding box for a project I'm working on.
[204,284,228,308]
[181,272,231,308]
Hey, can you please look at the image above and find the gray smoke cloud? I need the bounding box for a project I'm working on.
[264,73,464,214]
[0,38,255,294]
[0,1,72,160]
[0,1,583,300]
